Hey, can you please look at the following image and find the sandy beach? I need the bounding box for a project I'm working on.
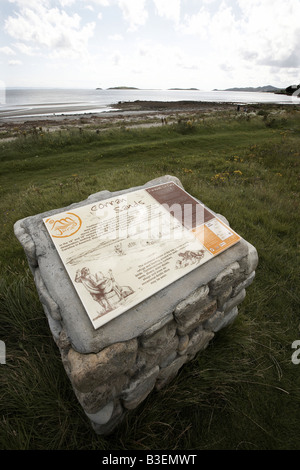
[0,99,283,136]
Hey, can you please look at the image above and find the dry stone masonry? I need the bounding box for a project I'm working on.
[14,175,258,435]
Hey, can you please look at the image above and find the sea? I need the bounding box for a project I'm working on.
[0,87,297,120]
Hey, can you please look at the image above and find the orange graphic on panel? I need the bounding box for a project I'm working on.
[45,212,82,238]
[192,218,240,255]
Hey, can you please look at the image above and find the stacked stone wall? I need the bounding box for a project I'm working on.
[60,249,257,434]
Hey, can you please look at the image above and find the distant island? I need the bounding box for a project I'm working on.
[168,88,199,91]
[107,86,139,90]
[95,86,139,90]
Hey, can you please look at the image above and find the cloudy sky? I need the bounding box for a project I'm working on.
[0,0,299,90]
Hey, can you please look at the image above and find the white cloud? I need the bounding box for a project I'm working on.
[0,46,16,56]
[136,41,186,73]
[180,6,211,39]
[8,0,49,7]
[112,50,121,66]
[108,34,123,41]
[117,0,148,31]
[14,42,39,56]
[85,0,110,5]
[208,3,241,50]
[58,0,149,31]
[9,59,22,66]
[58,0,76,6]
[153,0,181,24]
[179,0,300,85]
[5,3,96,59]
[236,0,300,69]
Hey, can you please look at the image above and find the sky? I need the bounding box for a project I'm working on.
[0,0,299,90]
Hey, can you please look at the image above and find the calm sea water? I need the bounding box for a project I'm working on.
[0,87,297,120]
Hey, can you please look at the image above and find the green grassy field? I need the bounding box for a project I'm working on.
[0,106,299,450]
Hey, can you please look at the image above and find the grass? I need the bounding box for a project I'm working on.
[0,106,299,450]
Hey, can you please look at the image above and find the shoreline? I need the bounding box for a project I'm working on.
[0,100,297,133]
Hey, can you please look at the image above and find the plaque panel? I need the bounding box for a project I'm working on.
[43,182,241,329]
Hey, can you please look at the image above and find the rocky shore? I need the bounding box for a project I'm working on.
[0,99,290,136]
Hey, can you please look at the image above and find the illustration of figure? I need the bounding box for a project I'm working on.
[75,267,134,313]
[175,249,205,269]
[114,243,125,256]
[75,267,113,312]
[102,269,134,300]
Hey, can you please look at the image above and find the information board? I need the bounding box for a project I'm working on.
[43,182,241,329]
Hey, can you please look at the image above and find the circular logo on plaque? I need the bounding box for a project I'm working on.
[45,212,82,238]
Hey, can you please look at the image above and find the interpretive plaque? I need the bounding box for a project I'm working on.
[43,182,241,329]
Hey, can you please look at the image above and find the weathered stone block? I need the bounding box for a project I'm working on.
[176,300,217,336]
[209,262,241,295]
[85,401,114,426]
[122,366,160,410]
[174,285,210,321]
[177,334,189,355]
[204,310,224,332]
[160,351,178,368]
[205,307,239,333]
[185,328,215,359]
[140,320,177,349]
[232,272,255,297]
[34,269,61,322]
[140,313,174,339]
[223,289,246,314]
[137,321,179,372]
[239,243,259,276]
[90,400,124,436]
[66,339,137,393]
[156,355,189,390]
[73,374,129,414]
[217,285,233,309]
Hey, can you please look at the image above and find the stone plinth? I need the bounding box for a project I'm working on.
[14,175,258,435]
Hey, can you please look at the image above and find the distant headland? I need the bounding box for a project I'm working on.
[216,85,279,92]
[214,84,300,96]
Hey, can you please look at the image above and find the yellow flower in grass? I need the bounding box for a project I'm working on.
[234,170,243,175]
